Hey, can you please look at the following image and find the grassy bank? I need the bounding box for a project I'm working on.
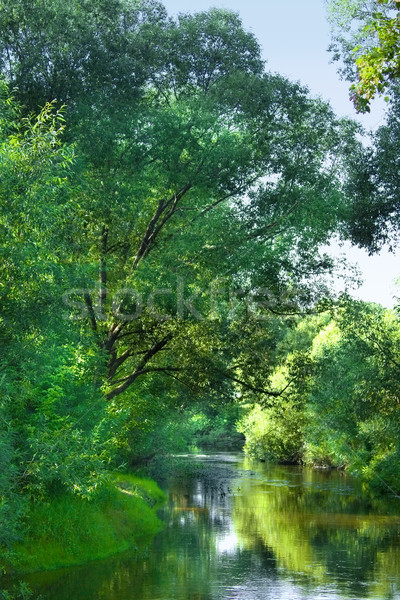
[3,475,166,574]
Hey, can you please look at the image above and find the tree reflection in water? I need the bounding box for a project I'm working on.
[233,459,400,599]
[9,454,400,600]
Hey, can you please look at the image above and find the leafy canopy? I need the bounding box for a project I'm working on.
[327,0,400,111]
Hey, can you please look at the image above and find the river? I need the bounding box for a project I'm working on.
[9,452,400,599]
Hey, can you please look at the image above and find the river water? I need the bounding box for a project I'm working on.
[13,452,400,599]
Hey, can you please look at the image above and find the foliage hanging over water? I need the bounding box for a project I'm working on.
[239,299,400,494]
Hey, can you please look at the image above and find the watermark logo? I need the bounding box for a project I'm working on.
[62,277,297,322]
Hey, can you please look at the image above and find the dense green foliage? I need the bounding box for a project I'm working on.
[0,0,399,575]
[0,582,36,600]
[337,95,400,252]
[326,1,400,251]
[240,300,400,494]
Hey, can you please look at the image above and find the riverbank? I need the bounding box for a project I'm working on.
[1,474,166,574]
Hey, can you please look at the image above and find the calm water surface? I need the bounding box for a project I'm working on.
[13,453,400,599]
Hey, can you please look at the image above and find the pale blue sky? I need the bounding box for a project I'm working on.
[162,0,399,307]
[162,0,385,127]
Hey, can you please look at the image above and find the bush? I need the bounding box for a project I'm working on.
[238,403,305,463]
[361,450,400,496]
[0,582,40,600]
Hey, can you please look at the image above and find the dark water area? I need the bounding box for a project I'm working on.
[6,453,400,599]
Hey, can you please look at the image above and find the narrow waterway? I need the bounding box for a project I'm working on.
[13,453,400,599]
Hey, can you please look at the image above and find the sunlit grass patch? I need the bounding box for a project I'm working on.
[6,477,166,573]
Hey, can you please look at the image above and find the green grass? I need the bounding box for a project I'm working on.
[112,472,166,507]
[5,475,166,574]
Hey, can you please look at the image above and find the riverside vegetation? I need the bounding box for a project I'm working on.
[1,0,400,578]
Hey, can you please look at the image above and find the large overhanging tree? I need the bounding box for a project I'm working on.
[0,1,360,416]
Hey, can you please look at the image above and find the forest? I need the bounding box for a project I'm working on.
[1,0,400,582]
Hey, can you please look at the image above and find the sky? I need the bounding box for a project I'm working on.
[162,0,399,307]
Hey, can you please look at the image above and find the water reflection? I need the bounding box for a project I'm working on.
[233,459,400,599]
[7,453,400,600]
